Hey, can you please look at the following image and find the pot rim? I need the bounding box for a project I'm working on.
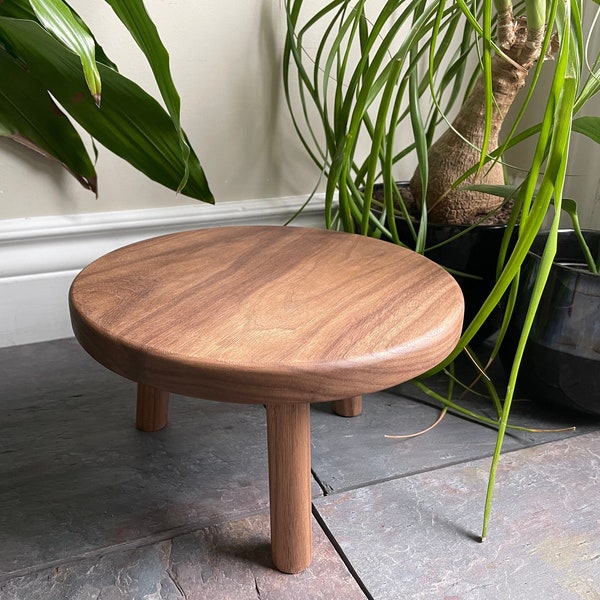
[528,229,599,276]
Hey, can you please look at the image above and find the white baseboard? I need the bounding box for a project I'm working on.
[0,195,326,347]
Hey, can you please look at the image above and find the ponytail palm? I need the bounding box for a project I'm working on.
[284,0,600,538]
[0,0,213,203]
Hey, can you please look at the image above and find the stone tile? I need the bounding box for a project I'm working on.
[310,391,524,494]
[0,399,270,577]
[314,431,600,600]
[312,345,599,496]
[0,338,128,406]
[0,513,365,600]
[5,337,600,598]
[0,340,291,576]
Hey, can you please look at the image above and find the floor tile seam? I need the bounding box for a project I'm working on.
[505,432,586,453]
[311,468,330,496]
[313,449,537,498]
[0,507,272,583]
[313,454,501,498]
[310,504,373,600]
[314,431,600,501]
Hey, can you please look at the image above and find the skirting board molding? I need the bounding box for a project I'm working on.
[0,195,327,348]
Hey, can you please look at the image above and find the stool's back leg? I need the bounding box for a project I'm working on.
[136,383,169,431]
[266,402,312,574]
[332,396,362,417]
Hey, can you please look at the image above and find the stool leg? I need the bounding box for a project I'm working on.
[332,395,362,417]
[136,383,169,431]
[265,402,312,574]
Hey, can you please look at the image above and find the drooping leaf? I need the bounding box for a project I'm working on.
[560,198,598,273]
[103,0,190,190]
[0,16,213,202]
[29,0,102,105]
[0,1,37,20]
[103,0,180,129]
[0,0,117,70]
[0,48,97,192]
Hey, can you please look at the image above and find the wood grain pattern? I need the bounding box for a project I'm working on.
[69,225,464,575]
[332,396,363,417]
[69,226,464,404]
[266,402,312,573]
[136,383,169,432]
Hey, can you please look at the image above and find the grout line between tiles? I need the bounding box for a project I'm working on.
[0,507,272,584]
[314,434,596,500]
[311,468,333,496]
[313,456,499,498]
[311,503,374,600]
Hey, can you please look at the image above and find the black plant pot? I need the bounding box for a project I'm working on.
[504,230,600,415]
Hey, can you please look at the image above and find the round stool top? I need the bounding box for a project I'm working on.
[69,226,463,403]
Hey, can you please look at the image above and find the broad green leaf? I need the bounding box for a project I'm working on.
[0,1,37,20]
[572,116,600,144]
[0,0,117,70]
[103,0,180,128]
[103,0,190,191]
[0,48,97,191]
[0,17,213,202]
[29,0,102,105]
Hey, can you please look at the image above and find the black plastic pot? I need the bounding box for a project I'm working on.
[505,230,600,415]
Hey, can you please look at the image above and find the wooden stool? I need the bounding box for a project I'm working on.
[69,226,463,574]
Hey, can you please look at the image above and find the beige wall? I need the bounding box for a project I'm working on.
[1,1,599,228]
[0,0,319,220]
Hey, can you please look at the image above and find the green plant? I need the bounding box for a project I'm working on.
[0,0,213,203]
[284,0,600,539]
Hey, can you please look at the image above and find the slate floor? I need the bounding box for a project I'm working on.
[1,338,599,599]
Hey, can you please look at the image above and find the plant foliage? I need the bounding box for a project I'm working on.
[0,0,213,202]
[284,0,600,538]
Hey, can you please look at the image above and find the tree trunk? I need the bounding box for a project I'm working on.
[409,16,546,225]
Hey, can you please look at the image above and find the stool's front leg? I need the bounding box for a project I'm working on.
[265,402,312,574]
[136,383,169,431]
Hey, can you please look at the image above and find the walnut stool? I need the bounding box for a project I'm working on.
[69,225,463,574]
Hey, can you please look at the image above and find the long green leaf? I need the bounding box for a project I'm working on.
[103,0,179,123]
[480,0,578,539]
[0,0,118,70]
[29,0,102,104]
[103,0,191,191]
[0,48,96,191]
[0,16,213,202]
